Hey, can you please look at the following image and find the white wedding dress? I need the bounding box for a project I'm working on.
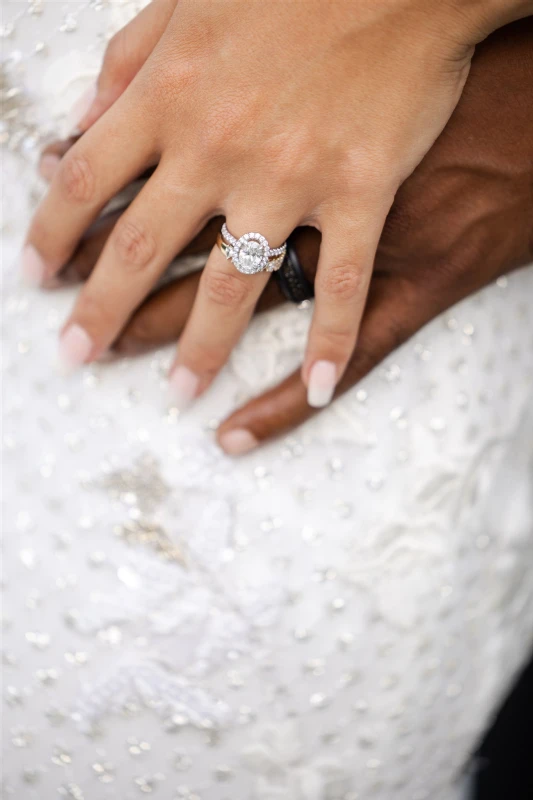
[2,3,533,800]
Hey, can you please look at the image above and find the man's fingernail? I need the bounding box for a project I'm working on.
[58,324,93,371]
[307,360,337,408]
[38,153,61,182]
[21,245,46,286]
[169,365,199,410]
[68,81,97,131]
[219,428,259,456]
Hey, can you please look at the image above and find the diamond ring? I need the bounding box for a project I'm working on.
[217,223,287,275]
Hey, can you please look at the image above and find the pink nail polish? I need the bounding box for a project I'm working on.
[58,324,93,371]
[68,81,97,132]
[219,429,259,456]
[21,245,46,286]
[169,365,199,410]
[38,153,60,182]
[307,360,337,408]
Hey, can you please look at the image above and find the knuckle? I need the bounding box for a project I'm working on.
[319,263,364,301]
[203,269,251,308]
[59,153,95,204]
[113,219,156,270]
[152,58,197,103]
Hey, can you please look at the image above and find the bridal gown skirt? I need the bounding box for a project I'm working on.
[2,3,533,799]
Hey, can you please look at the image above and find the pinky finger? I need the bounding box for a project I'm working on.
[302,207,390,408]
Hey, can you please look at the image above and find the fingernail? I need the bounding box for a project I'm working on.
[21,244,46,286]
[307,360,337,408]
[58,324,93,371]
[219,428,259,456]
[38,153,60,182]
[68,81,97,132]
[169,365,199,410]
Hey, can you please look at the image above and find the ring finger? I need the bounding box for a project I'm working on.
[169,214,297,408]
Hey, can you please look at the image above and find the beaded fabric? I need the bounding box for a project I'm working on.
[2,3,533,799]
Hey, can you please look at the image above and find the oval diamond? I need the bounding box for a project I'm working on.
[232,232,270,274]
[238,240,265,271]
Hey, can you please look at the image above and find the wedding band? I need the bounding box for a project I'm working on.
[274,236,315,304]
[217,223,287,275]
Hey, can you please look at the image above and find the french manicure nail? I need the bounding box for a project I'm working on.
[169,365,199,410]
[307,360,337,408]
[68,81,97,132]
[38,153,60,182]
[21,244,46,286]
[219,428,259,456]
[58,324,93,371]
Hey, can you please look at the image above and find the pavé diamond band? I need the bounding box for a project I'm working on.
[217,223,287,275]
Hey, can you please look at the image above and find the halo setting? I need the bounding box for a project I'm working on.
[219,223,287,275]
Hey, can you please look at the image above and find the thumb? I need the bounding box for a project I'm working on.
[74,0,178,133]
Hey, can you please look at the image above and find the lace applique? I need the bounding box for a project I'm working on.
[70,438,287,732]
[75,660,232,736]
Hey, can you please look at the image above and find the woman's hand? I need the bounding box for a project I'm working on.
[24,0,530,409]
[50,19,533,453]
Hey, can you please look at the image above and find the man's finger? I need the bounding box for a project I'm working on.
[113,258,285,356]
[217,275,426,455]
[113,271,202,356]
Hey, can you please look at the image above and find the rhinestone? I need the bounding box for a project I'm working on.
[293,627,311,641]
[331,597,346,612]
[310,692,329,709]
